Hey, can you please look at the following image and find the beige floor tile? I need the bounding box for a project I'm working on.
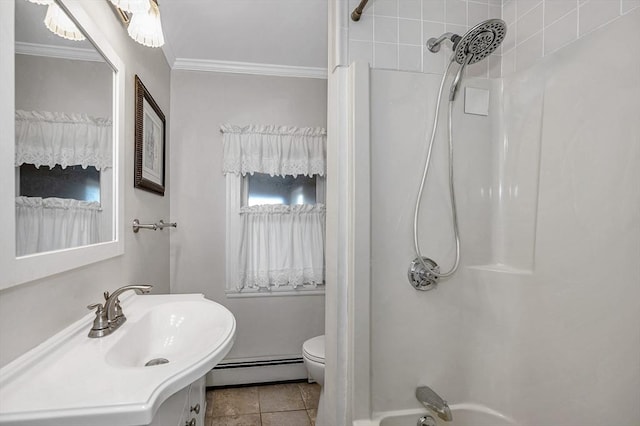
[307,408,317,426]
[298,383,321,409]
[261,410,311,426]
[208,413,261,426]
[211,387,260,417]
[258,383,305,413]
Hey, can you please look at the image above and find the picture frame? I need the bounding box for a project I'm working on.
[134,75,165,195]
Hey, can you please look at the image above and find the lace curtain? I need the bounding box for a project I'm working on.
[15,110,112,170]
[15,110,110,255]
[221,124,326,177]
[222,124,327,291]
[16,196,101,256]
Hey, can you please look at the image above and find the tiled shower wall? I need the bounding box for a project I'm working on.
[502,0,640,76]
[348,0,640,76]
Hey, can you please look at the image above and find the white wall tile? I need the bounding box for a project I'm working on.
[350,40,374,64]
[622,0,640,13]
[374,0,398,17]
[422,0,445,22]
[516,30,543,71]
[544,9,578,54]
[544,0,578,24]
[503,0,517,23]
[446,23,468,35]
[422,21,445,44]
[347,0,633,75]
[446,0,468,26]
[489,4,502,18]
[399,0,422,19]
[349,12,374,41]
[374,16,399,43]
[399,18,422,45]
[398,44,423,71]
[516,0,543,19]
[516,3,543,43]
[374,42,398,69]
[578,0,621,36]
[468,1,490,25]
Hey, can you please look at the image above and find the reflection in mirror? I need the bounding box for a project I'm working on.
[14,0,114,256]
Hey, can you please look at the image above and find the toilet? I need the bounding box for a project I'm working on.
[302,335,325,425]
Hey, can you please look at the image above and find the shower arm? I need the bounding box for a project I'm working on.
[427,33,462,53]
[351,0,369,21]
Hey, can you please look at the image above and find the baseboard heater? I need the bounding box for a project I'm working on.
[207,356,308,387]
[213,357,304,370]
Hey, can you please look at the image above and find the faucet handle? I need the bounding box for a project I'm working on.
[87,303,110,338]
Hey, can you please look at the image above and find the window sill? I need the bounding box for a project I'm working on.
[226,285,325,298]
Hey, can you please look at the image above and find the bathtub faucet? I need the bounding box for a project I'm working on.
[416,386,453,422]
[87,284,153,338]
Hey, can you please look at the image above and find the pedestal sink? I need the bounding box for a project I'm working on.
[0,294,236,426]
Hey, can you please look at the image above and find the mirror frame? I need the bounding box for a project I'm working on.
[0,0,125,290]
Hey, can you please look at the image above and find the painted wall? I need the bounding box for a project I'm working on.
[0,1,171,367]
[366,8,639,425]
[169,71,326,363]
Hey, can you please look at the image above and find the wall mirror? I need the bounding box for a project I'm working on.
[0,0,125,290]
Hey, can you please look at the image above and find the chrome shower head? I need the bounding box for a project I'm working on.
[452,19,506,65]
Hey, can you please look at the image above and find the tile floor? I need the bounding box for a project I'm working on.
[206,382,320,426]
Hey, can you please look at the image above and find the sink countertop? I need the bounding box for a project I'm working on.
[0,293,236,426]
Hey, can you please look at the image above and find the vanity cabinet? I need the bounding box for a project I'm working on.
[148,375,205,426]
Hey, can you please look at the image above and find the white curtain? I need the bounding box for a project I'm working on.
[16,196,102,257]
[221,124,327,291]
[237,204,325,289]
[15,110,112,170]
[221,124,326,177]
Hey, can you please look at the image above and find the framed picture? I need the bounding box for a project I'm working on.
[134,75,166,195]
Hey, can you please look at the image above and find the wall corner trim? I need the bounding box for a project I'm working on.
[172,58,328,79]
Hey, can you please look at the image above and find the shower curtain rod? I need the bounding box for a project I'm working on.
[351,0,369,21]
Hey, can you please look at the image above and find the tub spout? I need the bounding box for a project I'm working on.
[416,386,453,422]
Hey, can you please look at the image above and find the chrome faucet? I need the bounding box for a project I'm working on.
[416,386,452,422]
[87,285,152,338]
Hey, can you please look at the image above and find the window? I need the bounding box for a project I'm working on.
[221,124,327,296]
[245,173,324,207]
[19,164,101,202]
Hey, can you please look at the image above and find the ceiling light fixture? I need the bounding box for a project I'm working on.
[127,0,165,48]
[44,2,86,41]
[107,0,148,13]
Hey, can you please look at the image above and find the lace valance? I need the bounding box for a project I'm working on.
[221,124,326,177]
[15,110,112,170]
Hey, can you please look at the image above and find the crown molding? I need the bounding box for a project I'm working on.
[172,58,328,79]
[15,42,103,62]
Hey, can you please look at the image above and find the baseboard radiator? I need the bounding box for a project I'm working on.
[206,355,308,387]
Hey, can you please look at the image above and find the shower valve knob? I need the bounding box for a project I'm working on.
[408,257,439,291]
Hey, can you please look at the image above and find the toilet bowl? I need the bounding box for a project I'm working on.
[303,335,325,425]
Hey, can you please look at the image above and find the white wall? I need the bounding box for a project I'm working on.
[0,1,171,368]
[364,8,640,425]
[170,71,326,364]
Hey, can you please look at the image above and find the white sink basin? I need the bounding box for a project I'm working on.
[0,294,236,426]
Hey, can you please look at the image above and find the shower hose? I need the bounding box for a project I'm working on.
[412,58,461,279]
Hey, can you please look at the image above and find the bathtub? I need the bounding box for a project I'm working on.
[357,403,517,426]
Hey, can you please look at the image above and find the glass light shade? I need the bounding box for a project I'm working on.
[44,3,86,41]
[108,0,149,13]
[25,0,54,5]
[127,1,165,48]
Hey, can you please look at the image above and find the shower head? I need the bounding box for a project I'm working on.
[426,19,507,65]
[452,19,506,65]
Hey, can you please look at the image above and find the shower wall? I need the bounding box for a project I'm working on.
[366,8,639,426]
